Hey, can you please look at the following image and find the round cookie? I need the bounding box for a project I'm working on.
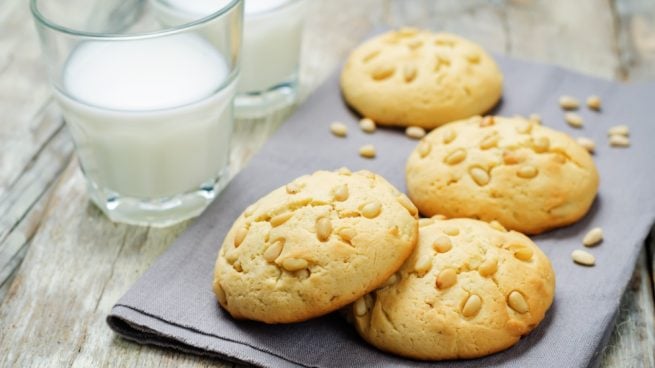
[340,28,503,129]
[352,218,555,360]
[406,115,599,234]
[213,169,419,324]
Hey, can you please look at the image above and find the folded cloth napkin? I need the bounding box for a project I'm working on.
[107,55,655,368]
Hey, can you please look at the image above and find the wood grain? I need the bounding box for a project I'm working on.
[0,0,653,367]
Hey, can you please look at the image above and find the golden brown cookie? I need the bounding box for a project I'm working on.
[213,169,419,323]
[340,28,503,129]
[352,218,555,360]
[406,115,599,234]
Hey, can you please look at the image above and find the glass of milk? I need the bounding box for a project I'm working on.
[151,0,307,117]
[30,0,244,227]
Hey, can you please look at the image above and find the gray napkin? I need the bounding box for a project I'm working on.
[107,56,655,368]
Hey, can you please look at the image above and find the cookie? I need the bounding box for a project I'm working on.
[340,28,503,129]
[406,115,599,234]
[213,169,419,323]
[352,218,555,360]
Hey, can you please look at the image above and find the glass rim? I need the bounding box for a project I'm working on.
[30,0,242,40]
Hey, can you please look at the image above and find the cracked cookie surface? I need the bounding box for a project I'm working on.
[340,28,503,129]
[213,169,419,323]
[352,218,555,360]
[406,115,599,234]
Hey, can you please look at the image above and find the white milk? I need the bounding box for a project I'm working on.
[152,0,305,93]
[55,34,236,199]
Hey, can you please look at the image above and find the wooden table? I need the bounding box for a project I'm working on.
[1,0,653,366]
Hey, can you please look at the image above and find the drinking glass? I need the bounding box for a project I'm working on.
[31,0,244,227]
[151,0,307,117]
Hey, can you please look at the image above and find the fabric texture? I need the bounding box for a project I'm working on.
[107,56,655,368]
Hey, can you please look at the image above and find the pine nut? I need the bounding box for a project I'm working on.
[469,166,490,186]
[270,212,293,227]
[234,227,247,247]
[414,255,432,276]
[517,165,539,179]
[609,135,630,147]
[433,235,452,253]
[466,52,480,63]
[361,201,382,218]
[330,122,348,137]
[445,148,467,165]
[282,258,308,272]
[508,290,529,313]
[337,227,357,242]
[359,144,376,159]
[510,245,534,261]
[337,167,351,175]
[503,150,522,165]
[316,217,332,242]
[263,239,284,262]
[417,141,431,158]
[381,273,400,288]
[489,220,506,232]
[286,182,301,194]
[534,137,550,153]
[564,112,584,128]
[359,118,376,133]
[480,134,499,150]
[443,129,457,144]
[461,294,482,317]
[516,121,533,134]
[436,268,457,289]
[419,218,435,227]
[406,126,426,139]
[444,226,459,236]
[559,95,580,110]
[608,125,629,137]
[529,113,542,125]
[215,283,227,305]
[480,116,495,127]
[586,95,602,111]
[403,64,418,82]
[397,194,418,216]
[478,257,498,277]
[576,137,596,153]
[354,297,368,317]
[371,64,395,80]
[572,249,595,266]
[583,227,603,247]
[333,184,349,202]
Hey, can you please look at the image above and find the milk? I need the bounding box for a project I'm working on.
[152,0,305,93]
[55,34,236,199]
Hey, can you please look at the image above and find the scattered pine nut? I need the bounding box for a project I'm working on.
[586,95,602,111]
[576,137,596,153]
[359,118,376,133]
[559,95,580,110]
[608,125,629,137]
[359,144,376,159]
[583,227,603,247]
[572,249,595,266]
[564,113,584,128]
[405,126,426,139]
[330,122,348,137]
[609,134,630,147]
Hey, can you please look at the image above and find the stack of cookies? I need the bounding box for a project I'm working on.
[213,28,600,362]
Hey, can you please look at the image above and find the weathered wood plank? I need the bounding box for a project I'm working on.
[0,0,653,367]
[613,0,655,81]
